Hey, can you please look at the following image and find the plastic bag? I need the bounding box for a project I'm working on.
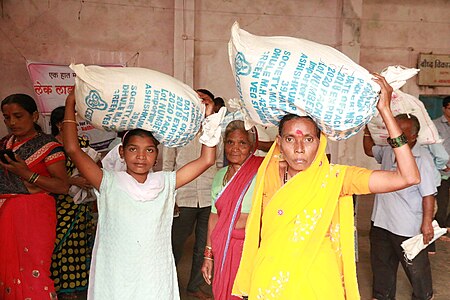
[401,220,447,261]
[368,90,441,145]
[70,64,204,147]
[228,22,380,140]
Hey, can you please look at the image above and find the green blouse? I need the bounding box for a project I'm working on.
[210,166,256,214]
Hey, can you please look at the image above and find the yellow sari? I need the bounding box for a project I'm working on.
[233,134,363,299]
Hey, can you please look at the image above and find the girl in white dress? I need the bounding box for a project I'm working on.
[62,92,217,300]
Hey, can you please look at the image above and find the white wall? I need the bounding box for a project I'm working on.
[0,0,174,137]
[1,0,449,167]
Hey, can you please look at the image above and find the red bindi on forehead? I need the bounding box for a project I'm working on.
[295,129,303,135]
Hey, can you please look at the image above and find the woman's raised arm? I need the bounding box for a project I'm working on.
[367,74,420,194]
[63,92,103,190]
[175,99,217,189]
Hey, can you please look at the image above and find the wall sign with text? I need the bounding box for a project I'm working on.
[26,61,121,150]
[418,53,450,86]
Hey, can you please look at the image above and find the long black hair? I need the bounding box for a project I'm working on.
[50,106,65,136]
[1,94,42,132]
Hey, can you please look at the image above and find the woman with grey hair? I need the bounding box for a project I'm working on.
[201,120,263,300]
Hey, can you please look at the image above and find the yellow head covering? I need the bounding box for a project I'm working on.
[233,134,359,299]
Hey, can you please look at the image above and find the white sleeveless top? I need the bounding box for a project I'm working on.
[89,170,179,300]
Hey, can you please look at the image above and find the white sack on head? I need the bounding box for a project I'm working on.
[228,22,381,140]
[70,64,204,147]
[367,89,441,145]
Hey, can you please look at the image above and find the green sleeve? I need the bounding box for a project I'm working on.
[211,167,227,214]
[241,175,257,213]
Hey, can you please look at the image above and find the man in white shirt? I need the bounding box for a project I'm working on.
[163,89,223,300]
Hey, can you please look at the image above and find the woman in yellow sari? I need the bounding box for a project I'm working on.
[232,74,421,299]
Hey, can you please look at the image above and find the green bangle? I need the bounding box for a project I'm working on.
[387,133,408,148]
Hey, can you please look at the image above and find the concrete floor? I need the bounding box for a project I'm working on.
[177,194,450,300]
[65,194,449,299]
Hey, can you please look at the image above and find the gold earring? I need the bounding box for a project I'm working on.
[274,153,285,161]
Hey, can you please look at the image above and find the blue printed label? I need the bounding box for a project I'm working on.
[233,47,379,140]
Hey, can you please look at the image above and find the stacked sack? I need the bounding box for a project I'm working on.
[70,64,204,147]
[367,66,440,145]
[228,22,380,140]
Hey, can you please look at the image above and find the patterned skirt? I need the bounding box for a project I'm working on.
[51,194,96,295]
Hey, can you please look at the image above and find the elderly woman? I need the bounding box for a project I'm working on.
[232,74,421,299]
[201,120,264,300]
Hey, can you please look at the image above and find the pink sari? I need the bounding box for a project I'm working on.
[210,155,263,300]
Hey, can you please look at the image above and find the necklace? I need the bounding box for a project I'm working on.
[223,166,230,186]
[222,164,241,186]
[283,166,289,184]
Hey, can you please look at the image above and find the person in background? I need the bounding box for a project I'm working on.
[253,125,277,157]
[201,121,263,300]
[433,96,450,237]
[422,141,448,253]
[364,113,435,300]
[232,74,420,299]
[101,131,127,172]
[213,97,226,113]
[49,106,95,299]
[62,91,218,299]
[0,94,69,300]
[164,88,223,300]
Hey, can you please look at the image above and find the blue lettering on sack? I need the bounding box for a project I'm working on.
[85,90,108,122]
[252,52,269,79]
[235,52,252,76]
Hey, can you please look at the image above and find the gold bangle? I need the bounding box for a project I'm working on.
[62,120,78,124]
[33,174,40,183]
[203,257,214,261]
[205,245,212,250]
[364,134,371,137]
[28,172,36,183]
[28,172,40,184]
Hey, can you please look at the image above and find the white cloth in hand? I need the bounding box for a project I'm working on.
[199,107,227,147]
[380,65,420,90]
[401,220,447,261]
